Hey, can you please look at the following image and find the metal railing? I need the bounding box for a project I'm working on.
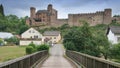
[0,50,48,68]
[66,50,120,68]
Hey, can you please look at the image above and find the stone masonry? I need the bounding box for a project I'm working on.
[26,4,112,27]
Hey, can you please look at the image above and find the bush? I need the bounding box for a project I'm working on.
[26,46,34,54]
[64,41,77,51]
[28,42,36,48]
[37,44,49,51]
[5,37,19,45]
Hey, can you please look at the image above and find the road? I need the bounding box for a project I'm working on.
[39,44,74,68]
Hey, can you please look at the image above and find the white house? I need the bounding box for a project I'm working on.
[107,26,120,44]
[20,28,43,45]
[43,31,61,44]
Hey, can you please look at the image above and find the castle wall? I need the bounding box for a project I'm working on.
[27,4,112,28]
[68,9,112,26]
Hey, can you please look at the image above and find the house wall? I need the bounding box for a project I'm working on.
[114,34,120,44]
[21,28,42,39]
[107,29,117,44]
[44,34,61,43]
[20,40,42,45]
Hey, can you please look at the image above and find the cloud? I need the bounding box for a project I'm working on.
[0,0,120,18]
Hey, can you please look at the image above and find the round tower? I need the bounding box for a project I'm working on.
[47,4,52,13]
[30,7,36,18]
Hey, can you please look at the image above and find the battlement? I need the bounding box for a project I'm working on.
[68,10,105,17]
[27,4,112,27]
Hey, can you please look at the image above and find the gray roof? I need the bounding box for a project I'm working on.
[43,31,60,36]
[0,32,14,39]
[37,10,49,14]
[109,26,120,34]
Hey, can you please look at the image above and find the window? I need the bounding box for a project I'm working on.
[30,36,32,38]
[117,37,120,42]
[34,35,38,39]
[50,37,52,39]
[54,37,56,39]
[43,19,45,21]
[33,30,35,33]
[29,30,31,33]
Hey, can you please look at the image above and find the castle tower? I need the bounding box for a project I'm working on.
[30,7,36,19]
[47,4,52,13]
[103,9,112,24]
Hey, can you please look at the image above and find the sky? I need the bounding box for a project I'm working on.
[0,0,120,19]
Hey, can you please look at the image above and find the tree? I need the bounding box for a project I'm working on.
[5,37,19,45]
[109,43,120,60]
[64,41,77,51]
[0,4,4,16]
[63,21,110,57]
[96,34,110,59]
[0,38,4,46]
[37,44,49,51]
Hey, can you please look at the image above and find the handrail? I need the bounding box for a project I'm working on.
[66,50,120,68]
[0,50,48,68]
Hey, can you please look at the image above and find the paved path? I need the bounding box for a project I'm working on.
[39,44,74,68]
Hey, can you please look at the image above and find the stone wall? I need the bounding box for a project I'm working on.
[26,4,112,27]
[68,9,112,26]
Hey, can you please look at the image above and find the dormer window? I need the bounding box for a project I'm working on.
[117,37,120,42]
[33,31,35,33]
[29,30,31,33]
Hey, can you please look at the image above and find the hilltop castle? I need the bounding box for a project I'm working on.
[26,4,112,27]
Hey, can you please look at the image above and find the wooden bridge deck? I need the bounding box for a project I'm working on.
[36,44,74,68]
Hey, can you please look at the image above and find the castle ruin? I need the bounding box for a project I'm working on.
[26,4,112,27]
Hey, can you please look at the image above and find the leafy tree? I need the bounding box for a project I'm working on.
[60,24,70,30]
[63,21,110,57]
[109,43,120,60]
[95,34,110,59]
[113,15,120,17]
[5,37,19,45]
[64,41,77,51]
[0,38,4,46]
[37,44,49,51]
[0,4,4,16]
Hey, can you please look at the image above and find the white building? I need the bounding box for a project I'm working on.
[20,28,43,45]
[107,26,120,44]
[43,31,61,44]
[0,32,13,39]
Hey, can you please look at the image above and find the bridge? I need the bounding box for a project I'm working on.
[0,44,120,68]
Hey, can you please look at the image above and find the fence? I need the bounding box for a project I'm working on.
[0,50,48,68]
[66,50,120,68]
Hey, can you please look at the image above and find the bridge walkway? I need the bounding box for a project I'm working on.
[36,44,75,68]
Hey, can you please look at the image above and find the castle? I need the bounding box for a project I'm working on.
[26,4,112,27]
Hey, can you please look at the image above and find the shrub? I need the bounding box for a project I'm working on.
[26,46,34,54]
[28,42,36,48]
[64,41,77,51]
[5,37,19,45]
[37,44,49,51]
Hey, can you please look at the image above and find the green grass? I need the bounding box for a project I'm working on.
[0,46,26,62]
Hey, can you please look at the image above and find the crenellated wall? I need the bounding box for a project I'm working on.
[26,4,112,27]
[68,9,112,26]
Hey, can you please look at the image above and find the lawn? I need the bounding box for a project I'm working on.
[0,46,26,62]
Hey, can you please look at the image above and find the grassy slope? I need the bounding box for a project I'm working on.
[0,46,26,62]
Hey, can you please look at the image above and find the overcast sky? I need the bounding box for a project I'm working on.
[0,0,120,18]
